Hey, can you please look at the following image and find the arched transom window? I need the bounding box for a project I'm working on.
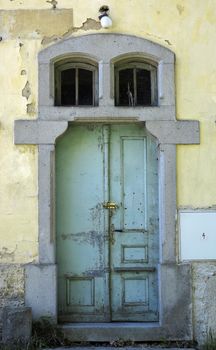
[115,60,157,107]
[55,59,98,106]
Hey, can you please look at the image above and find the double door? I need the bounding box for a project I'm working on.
[56,123,159,322]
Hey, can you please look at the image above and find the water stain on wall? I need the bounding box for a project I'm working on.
[0,9,73,39]
[177,4,184,15]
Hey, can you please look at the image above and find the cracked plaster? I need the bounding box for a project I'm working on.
[0,265,24,318]
[193,263,216,345]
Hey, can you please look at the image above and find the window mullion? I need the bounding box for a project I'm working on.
[75,68,79,106]
[115,70,119,106]
[133,68,137,106]
[151,69,156,105]
[92,70,95,106]
[57,70,61,106]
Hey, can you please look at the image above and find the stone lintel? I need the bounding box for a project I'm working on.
[146,120,200,144]
[14,120,68,145]
[14,119,200,146]
[38,105,176,121]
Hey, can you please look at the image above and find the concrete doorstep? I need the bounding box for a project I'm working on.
[44,344,195,350]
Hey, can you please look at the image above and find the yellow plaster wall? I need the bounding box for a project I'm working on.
[0,0,215,262]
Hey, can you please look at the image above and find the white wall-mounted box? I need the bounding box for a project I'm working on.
[179,211,216,261]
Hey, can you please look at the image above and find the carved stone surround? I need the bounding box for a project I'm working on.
[14,34,199,341]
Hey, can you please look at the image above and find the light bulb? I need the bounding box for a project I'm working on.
[100,15,112,28]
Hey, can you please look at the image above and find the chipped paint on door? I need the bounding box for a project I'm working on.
[56,123,159,322]
[56,125,109,322]
[110,125,159,321]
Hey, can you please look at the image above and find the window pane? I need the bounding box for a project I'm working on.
[136,69,151,105]
[61,69,76,105]
[78,69,93,105]
[118,69,134,106]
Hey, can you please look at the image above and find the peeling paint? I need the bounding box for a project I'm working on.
[41,18,101,45]
[177,4,184,15]
[145,31,172,47]
[41,35,59,46]
[0,247,17,262]
[72,18,101,32]
[193,263,216,344]
[20,69,26,75]
[0,265,24,311]
[22,81,31,100]
[0,9,73,39]
[26,102,36,114]
[61,231,103,248]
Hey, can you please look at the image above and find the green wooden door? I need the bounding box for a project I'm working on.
[56,124,159,322]
[109,125,159,321]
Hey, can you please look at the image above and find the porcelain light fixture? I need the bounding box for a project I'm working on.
[99,5,112,28]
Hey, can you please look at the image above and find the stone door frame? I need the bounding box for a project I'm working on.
[14,34,199,341]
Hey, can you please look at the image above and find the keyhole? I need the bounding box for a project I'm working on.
[202,232,206,239]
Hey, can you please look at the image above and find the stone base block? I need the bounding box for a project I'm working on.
[160,263,193,339]
[2,307,32,343]
[25,264,57,321]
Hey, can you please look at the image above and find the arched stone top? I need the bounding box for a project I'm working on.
[13,33,199,146]
[39,34,175,64]
[53,53,99,67]
[111,53,158,67]
[38,33,176,121]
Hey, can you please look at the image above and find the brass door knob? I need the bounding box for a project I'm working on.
[103,202,118,209]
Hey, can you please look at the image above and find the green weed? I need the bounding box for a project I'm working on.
[203,330,216,350]
[0,317,65,349]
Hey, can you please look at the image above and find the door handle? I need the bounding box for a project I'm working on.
[103,202,118,209]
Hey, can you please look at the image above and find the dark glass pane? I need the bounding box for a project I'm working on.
[61,69,75,105]
[78,69,93,105]
[136,69,151,105]
[118,69,134,106]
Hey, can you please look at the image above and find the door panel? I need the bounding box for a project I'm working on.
[56,125,109,322]
[110,125,159,321]
[56,123,159,322]
[121,137,147,230]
